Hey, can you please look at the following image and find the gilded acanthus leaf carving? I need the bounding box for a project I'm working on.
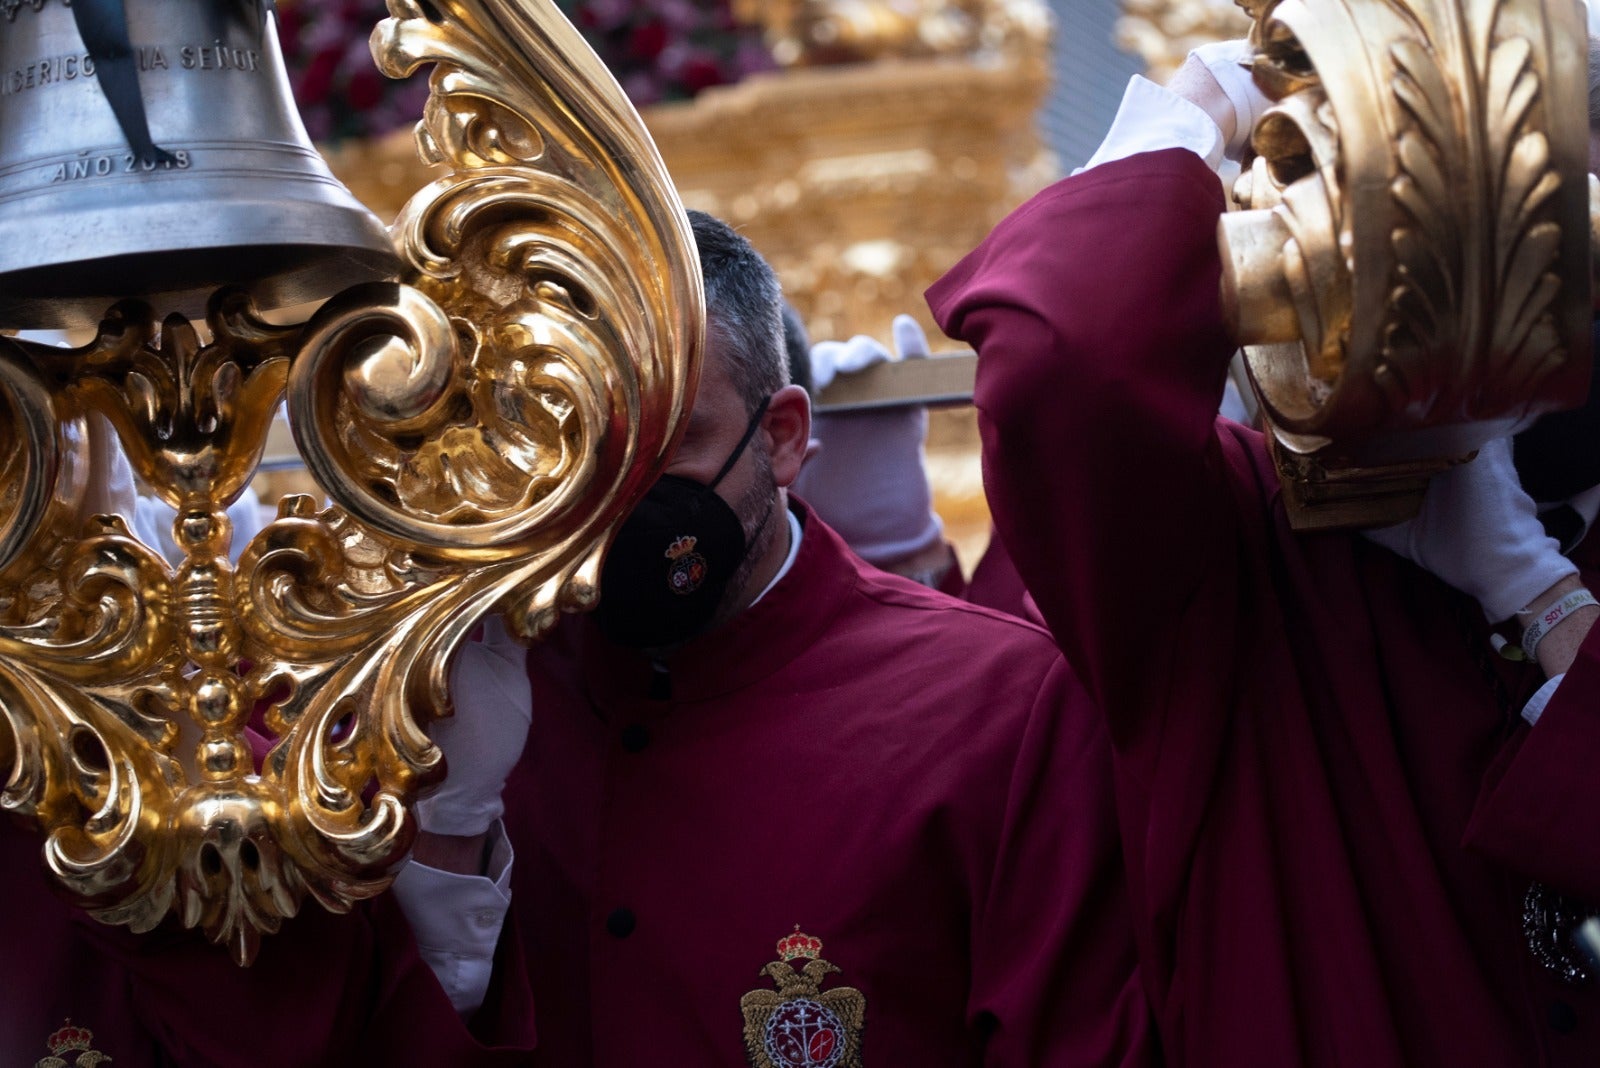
[1219,0,1590,527]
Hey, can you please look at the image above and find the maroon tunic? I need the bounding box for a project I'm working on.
[0,796,537,1065]
[505,502,1155,1066]
[929,148,1600,1067]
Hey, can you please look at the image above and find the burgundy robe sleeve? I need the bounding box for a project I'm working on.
[968,658,1158,1067]
[1466,623,1600,898]
[926,149,1240,741]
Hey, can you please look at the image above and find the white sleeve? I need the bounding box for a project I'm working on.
[83,413,139,529]
[1076,74,1227,175]
[390,821,514,1014]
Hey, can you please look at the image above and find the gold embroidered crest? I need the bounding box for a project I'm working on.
[740,927,865,1068]
[35,1019,111,1067]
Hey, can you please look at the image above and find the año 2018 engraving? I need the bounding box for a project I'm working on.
[49,148,192,182]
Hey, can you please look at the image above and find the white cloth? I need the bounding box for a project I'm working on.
[83,414,139,529]
[391,822,514,1014]
[1522,673,1565,727]
[750,507,804,608]
[1219,377,1253,425]
[1366,438,1577,622]
[1079,75,1226,175]
[415,616,533,837]
[1189,38,1272,161]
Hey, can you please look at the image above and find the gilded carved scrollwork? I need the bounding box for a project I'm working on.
[0,0,700,962]
[1217,0,1592,528]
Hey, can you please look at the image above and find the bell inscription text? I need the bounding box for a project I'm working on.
[50,148,192,183]
[4,41,264,98]
[0,0,398,326]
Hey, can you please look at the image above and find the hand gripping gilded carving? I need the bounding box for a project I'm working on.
[1218,0,1591,527]
[0,0,701,962]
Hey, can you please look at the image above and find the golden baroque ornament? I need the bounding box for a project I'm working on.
[1216,0,1593,529]
[0,0,702,964]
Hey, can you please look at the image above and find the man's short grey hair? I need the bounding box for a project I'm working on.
[688,210,787,413]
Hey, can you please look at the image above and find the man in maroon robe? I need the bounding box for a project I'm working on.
[418,210,1156,1065]
[927,50,1600,1068]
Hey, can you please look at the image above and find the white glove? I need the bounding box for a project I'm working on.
[793,315,943,565]
[1188,39,1271,161]
[1365,437,1577,622]
[415,616,532,837]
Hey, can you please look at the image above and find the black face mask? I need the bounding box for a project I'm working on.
[1513,318,1600,504]
[593,397,772,649]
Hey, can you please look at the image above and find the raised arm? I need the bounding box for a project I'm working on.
[927,145,1241,723]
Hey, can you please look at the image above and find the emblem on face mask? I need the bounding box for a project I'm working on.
[35,1019,111,1068]
[740,927,865,1068]
[665,535,708,595]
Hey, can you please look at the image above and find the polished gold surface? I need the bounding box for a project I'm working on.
[1218,0,1592,528]
[0,0,700,963]
[323,7,1054,573]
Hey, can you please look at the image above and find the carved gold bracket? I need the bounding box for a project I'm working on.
[0,0,702,963]
[1217,0,1592,529]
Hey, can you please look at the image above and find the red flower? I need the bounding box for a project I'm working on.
[628,20,669,61]
[279,0,773,141]
[297,48,341,106]
[679,55,726,94]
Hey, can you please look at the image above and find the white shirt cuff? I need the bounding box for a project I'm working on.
[1077,75,1227,175]
[391,821,514,1014]
[1521,672,1565,727]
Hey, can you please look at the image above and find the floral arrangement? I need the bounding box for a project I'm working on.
[276,0,775,143]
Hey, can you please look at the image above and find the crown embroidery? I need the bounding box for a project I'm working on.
[740,927,865,1068]
[36,1019,111,1068]
[665,535,708,595]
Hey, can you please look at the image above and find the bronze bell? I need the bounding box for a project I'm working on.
[0,0,399,328]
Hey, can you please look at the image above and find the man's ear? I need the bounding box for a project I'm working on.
[763,384,812,488]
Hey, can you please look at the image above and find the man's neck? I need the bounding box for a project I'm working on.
[729,489,793,616]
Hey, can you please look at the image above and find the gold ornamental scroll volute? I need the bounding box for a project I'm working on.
[1218,0,1593,529]
[0,0,701,964]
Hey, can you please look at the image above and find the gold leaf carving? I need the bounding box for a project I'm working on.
[1226,0,1586,436]
[1218,0,1590,528]
[0,0,700,962]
